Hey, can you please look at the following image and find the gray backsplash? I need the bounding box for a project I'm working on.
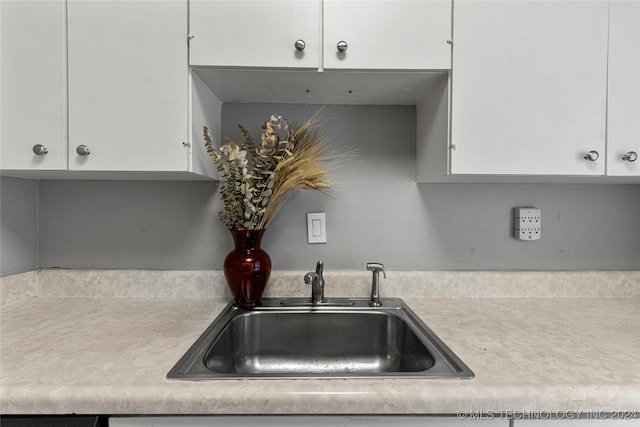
[2,104,639,275]
[1,176,38,275]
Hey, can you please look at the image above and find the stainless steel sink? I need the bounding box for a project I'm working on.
[167,298,474,380]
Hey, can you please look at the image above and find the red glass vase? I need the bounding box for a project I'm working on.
[223,229,271,307]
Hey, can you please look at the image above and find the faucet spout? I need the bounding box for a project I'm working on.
[304,261,326,304]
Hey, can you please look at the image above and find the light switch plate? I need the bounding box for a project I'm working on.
[307,212,327,244]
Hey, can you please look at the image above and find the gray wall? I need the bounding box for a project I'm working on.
[1,176,38,275]
[1,104,639,274]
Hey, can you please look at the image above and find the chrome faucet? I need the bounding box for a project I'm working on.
[367,262,386,306]
[304,261,326,304]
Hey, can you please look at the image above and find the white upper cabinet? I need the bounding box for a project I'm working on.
[189,0,451,70]
[607,0,640,177]
[323,0,451,70]
[189,0,321,69]
[67,0,190,173]
[449,1,609,176]
[1,0,67,172]
[1,0,216,179]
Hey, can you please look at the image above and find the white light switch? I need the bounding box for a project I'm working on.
[311,219,322,237]
[307,213,326,244]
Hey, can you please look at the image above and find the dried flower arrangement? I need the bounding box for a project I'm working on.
[204,114,332,230]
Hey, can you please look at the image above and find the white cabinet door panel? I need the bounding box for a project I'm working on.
[607,0,640,176]
[450,1,608,176]
[323,0,451,70]
[1,0,67,171]
[67,0,189,172]
[189,0,321,69]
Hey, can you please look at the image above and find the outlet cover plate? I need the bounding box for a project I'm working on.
[514,207,541,241]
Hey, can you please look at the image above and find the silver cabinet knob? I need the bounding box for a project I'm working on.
[622,151,638,162]
[584,150,599,161]
[336,40,348,53]
[32,144,48,155]
[76,145,91,156]
[294,39,306,52]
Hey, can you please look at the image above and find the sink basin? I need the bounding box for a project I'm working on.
[167,298,473,379]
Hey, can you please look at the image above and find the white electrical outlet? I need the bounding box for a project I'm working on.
[514,207,541,241]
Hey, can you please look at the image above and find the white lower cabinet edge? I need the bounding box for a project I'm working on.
[109,416,506,427]
[514,420,639,426]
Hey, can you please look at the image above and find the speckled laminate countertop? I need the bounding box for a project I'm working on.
[0,270,639,415]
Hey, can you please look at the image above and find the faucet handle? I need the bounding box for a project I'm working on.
[304,271,317,285]
[366,262,386,278]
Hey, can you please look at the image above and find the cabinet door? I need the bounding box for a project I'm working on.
[450,1,608,176]
[0,0,66,171]
[607,0,640,176]
[67,0,189,172]
[189,0,320,69]
[323,0,451,70]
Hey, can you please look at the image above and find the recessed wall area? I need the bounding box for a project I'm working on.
[1,104,639,275]
[0,176,38,276]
